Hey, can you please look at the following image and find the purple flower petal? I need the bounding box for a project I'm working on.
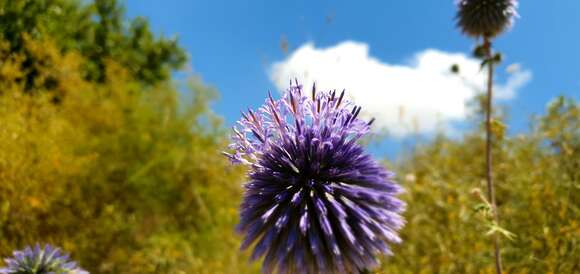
[225,81,406,273]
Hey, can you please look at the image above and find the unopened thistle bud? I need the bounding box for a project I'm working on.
[456,0,518,38]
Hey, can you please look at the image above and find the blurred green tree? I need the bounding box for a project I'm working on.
[0,0,186,89]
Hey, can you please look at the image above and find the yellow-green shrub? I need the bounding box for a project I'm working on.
[379,97,579,274]
[0,37,258,273]
[0,36,577,274]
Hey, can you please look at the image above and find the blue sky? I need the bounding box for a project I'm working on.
[126,0,579,158]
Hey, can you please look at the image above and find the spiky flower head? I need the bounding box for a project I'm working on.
[0,244,88,274]
[456,0,518,38]
[224,81,405,274]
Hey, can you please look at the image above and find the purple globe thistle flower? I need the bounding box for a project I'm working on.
[0,244,88,274]
[224,81,405,274]
[456,0,519,38]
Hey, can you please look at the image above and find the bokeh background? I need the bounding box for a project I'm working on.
[0,0,577,273]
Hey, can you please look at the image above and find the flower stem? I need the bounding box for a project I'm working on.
[483,36,503,274]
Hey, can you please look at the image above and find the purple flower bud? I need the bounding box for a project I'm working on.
[0,244,88,274]
[225,81,405,273]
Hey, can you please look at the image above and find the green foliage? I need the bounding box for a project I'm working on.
[379,97,579,274]
[0,0,186,88]
[0,38,576,273]
[0,37,257,273]
[0,2,577,273]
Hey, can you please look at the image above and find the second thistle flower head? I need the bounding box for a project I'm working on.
[225,81,405,273]
[456,0,519,38]
[0,244,88,274]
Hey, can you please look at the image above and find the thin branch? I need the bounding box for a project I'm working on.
[483,36,503,274]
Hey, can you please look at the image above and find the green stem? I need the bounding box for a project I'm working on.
[483,36,503,274]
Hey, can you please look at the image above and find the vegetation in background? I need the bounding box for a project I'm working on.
[0,0,577,273]
[0,0,186,90]
[0,35,257,273]
[380,96,579,274]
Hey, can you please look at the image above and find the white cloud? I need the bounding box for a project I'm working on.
[269,41,532,137]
